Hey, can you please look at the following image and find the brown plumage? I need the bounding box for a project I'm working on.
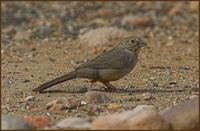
[32,36,147,92]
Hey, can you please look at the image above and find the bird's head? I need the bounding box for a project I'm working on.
[117,36,147,54]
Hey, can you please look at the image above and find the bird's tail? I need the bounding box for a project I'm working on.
[32,71,77,92]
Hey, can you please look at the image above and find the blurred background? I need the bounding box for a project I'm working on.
[2,1,198,44]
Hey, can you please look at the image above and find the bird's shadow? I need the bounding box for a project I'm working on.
[39,89,87,94]
[38,87,186,94]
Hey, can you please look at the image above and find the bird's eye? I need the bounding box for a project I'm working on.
[130,39,135,43]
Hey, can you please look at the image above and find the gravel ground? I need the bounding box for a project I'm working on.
[1,1,199,125]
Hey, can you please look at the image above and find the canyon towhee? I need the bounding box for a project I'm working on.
[32,36,147,92]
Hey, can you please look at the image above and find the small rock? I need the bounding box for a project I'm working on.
[179,66,191,70]
[166,41,174,46]
[97,8,112,16]
[189,95,198,100]
[1,49,4,54]
[46,99,62,110]
[160,96,199,130]
[82,91,110,104]
[31,48,37,51]
[3,26,16,35]
[79,27,128,47]
[80,101,87,105]
[14,29,31,41]
[92,108,170,130]
[48,104,65,113]
[22,79,30,83]
[168,3,183,15]
[192,91,199,95]
[169,81,176,85]
[107,103,122,111]
[142,92,153,100]
[49,57,56,62]
[46,112,51,116]
[46,98,81,112]
[90,18,110,26]
[64,98,81,109]
[133,105,155,113]
[1,115,32,130]
[24,115,51,128]
[51,117,92,130]
[24,95,36,101]
[87,104,101,114]
[121,15,150,26]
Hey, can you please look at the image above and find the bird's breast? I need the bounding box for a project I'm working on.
[98,53,138,82]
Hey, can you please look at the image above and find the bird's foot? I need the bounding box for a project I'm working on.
[101,86,122,92]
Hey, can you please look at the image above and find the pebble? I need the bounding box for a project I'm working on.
[169,81,176,85]
[189,95,198,100]
[46,98,65,110]
[133,105,155,112]
[64,98,81,109]
[107,103,122,111]
[79,27,128,47]
[81,91,110,104]
[80,100,87,105]
[48,104,65,113]
[168,3,183,15]
[24,115,51,128]
[90,18,110,26]
[22,79,30,83]
[87,104,101,115]
[51,117,92,130]
[46,97,81,113]
[49,57,56,62]
[179,66,191,70]
[121,15,150,26]
[1,115,32,130]
[166,41,174,46]
[97,8,112,16]
[160,96,199,130]
[24,95,36,101]
[14,29,31,41]
[142,92,153,100]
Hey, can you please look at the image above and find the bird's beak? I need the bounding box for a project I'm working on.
[138,40,147,48]
[138,34,147,47]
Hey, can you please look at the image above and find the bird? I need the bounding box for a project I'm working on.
[32,36,147,92]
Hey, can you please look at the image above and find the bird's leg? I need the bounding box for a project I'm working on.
[100,82,120,91]
[90,80,109,91]
[90,80,96,85]
[89,80,99,90]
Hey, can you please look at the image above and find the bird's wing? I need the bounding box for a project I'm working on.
[77,48,136,69]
